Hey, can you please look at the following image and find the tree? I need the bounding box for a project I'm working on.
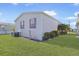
[58,24,70,34]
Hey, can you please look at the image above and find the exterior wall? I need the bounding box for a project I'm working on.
[15,13,43,41]
[77,25,79,35]
[42,14,59,33]
[15,12,59,40]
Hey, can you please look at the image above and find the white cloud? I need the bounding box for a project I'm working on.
[66,16,76,20]
[11,3,19,6]
[65,11,79,29]
[25,3,34,6]
[73,3,79,6]
[74,12,79,16]
[0,19,14,23]
[44,10,57,16]
[70,21,76,25]
[0,12,3,16]
[71,22,76,25]
[70,22,76,29]
[66,11,79,21]
[12,3,34,6]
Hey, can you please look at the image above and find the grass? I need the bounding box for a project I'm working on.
[0,34,79,55]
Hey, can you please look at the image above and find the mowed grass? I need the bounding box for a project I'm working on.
[0,34,79,55]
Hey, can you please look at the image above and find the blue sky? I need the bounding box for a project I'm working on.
[0,3,79,29]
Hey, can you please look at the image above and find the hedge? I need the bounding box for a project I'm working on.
[43,30,58,40]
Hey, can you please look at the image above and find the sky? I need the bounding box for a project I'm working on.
[0,3,79,29]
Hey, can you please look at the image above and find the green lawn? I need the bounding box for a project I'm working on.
[0,34,79,56]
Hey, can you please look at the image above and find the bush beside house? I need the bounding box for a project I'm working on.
[43,32,51,40]
[43,24,70,40]
[43,30,58,40]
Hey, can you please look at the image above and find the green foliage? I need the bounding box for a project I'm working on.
[58,24,70,30]
[43,32,50,40]
[58,24,70,35]
[43,30,58,40]
[51,31,59,37]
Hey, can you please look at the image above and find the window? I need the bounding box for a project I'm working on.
[20,20,25,29]
[20,21,22,29]
[29,18,36,28]
[22,21,24,29]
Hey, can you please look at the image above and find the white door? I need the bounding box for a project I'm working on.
[29,30,37,39]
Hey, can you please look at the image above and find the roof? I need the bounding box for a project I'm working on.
[15,12,61,24]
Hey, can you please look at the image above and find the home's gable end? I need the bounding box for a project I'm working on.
[15,12,61,25]
[42,12,61,24]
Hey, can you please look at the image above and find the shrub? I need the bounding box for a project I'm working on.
[50,32,55,38]
[59,30,67,35]
[50,30,58,38]
[42,32,50,40]
[43,30,58,40]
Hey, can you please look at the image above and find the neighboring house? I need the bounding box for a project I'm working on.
[15,12,61,41]
[76,14,79,36]
[0,22,14,34]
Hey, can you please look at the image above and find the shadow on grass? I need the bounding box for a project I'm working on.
[44,34,79,50]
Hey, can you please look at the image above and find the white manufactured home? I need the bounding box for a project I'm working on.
[15,12,61,41]
[76,14,79,36]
